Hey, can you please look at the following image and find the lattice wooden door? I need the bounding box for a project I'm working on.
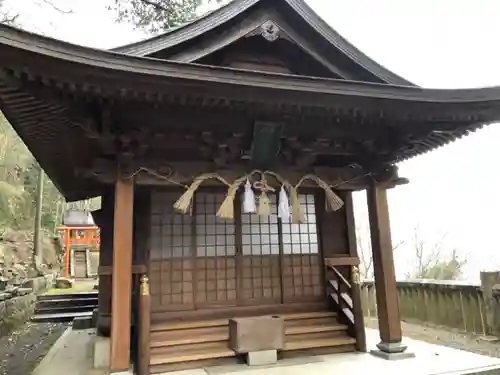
[149,191,195,312]
[149,190,324,313]
[280,193,323,303]
[193,192,238,308]
[240,195,282,305]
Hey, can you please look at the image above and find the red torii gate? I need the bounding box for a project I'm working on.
[56,226,100,278]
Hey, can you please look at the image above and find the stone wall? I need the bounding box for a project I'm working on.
[0,274,55,336]
[361,272,500,337]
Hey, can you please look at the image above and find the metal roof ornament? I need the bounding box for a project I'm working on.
[260,21,280,42]
[62,209,95,227]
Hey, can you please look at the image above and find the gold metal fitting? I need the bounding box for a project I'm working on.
[351,266,360,285]
[140,274,150,296]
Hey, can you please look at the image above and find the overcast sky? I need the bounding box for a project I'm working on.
[5,0,500,281]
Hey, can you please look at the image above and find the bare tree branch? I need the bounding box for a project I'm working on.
[407,227,466,280]
[0,0,19,25]
[0,13,18,25]
[138,0,172,13]
[356,218,403,280]
[36,0,73,14]
[392,240,403,252]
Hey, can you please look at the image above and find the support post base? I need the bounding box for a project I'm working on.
[370,349,415,360]
[370,341,415,360]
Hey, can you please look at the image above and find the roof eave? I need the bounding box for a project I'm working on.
[3,24,500,105]
[0,24,498,197]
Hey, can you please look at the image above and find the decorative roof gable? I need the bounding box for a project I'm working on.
[113,0,414,85]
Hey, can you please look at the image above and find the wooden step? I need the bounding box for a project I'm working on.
[31,311,93,323]
[152,310,336,330]
[150,333,354,365]
[281,311,336,320]
[284,336,357,351]
[37,292,98,301]
[151,318,228,332]
[151,321,348,347]
[286,323,347,335]
[151,311,336,332]
[285,316,338,327]
[148,310,354,369]
[151,326,228,347]
[150,342,235,365]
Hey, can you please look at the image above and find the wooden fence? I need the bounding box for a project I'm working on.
[360,272,500,336]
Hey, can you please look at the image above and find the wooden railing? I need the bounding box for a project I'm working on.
[137,275,151,375]
[328,266,355,323]
[325,257,366,351]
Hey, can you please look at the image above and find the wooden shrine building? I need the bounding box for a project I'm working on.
[0,0,498,373]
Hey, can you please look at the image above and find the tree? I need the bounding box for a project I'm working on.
[405,227,467,280]
[109,0,226,33]
[356,217,403,280]
[0,0,18,25]
[0,0,72,28]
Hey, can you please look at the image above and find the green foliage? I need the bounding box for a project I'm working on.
[0,112,64,233]
[0,112,101,235]
[109,0,226,33]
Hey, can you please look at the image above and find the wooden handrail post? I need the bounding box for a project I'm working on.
[138,274,151,375]
[344,192,367,352]
[350,265,366,351]
[337,273,343,310]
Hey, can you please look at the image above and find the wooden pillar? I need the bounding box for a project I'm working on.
[367,181,413,359]
[480,271,500,336]
[64,228,71,278]
[95,190,114,337]
[110,177,134,373]
[344,192,367,352]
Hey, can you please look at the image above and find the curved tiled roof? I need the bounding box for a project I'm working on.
[112,0,414,86]
[0,24,497,199]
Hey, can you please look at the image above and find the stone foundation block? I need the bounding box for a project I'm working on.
[73,316,93,330]
[229,315,284,353]
[247,350,278,366]
[55,277,73,289]
[370,349,415,360]
[370,341,415,360]
[93,335,110,369]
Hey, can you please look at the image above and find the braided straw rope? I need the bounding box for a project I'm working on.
[216,175,247,220]
[173,173,230,214]
[253,175,275,216]
[122,167,351,224]
[296,174,344,211]
[172,169,344,222]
